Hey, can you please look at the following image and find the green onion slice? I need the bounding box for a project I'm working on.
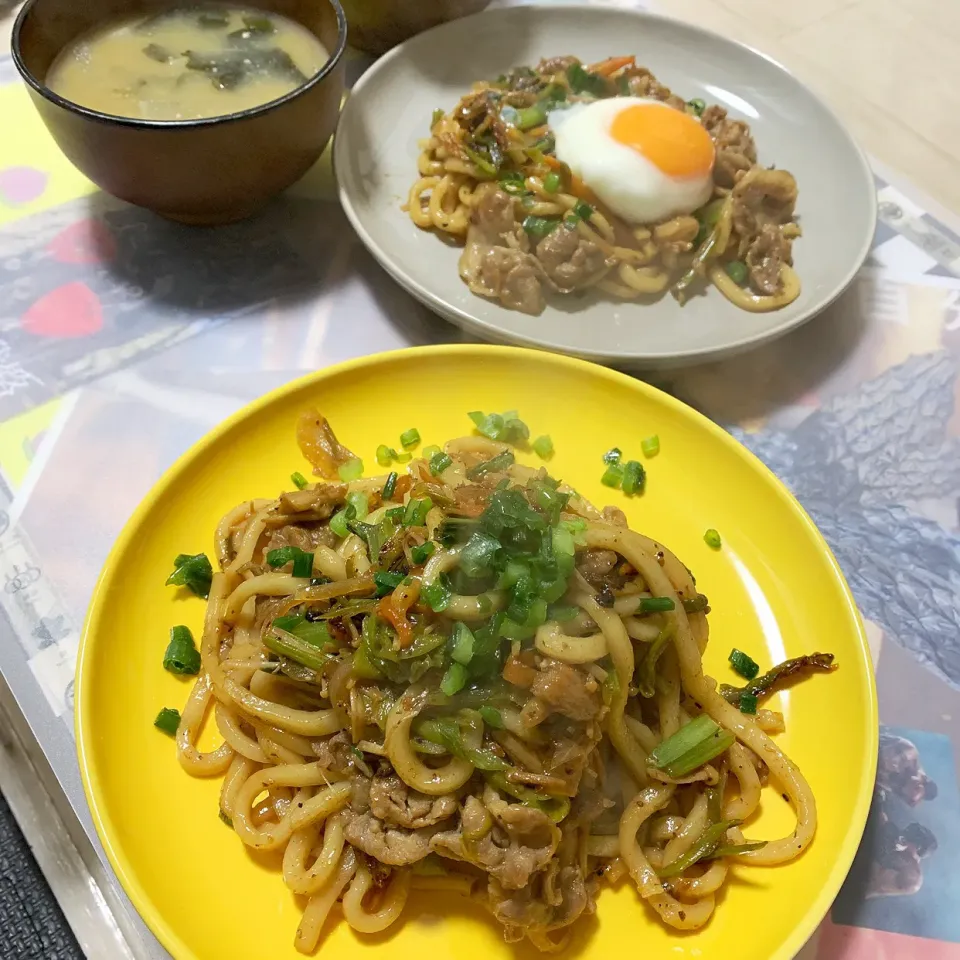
[338,458,363,482]
[403,497,433,527]
[400,428,421,449]
[639,596,675,613]
[648,715,735,778]
[621,459,646,496]
[532,435,554,459]
[382,472,398,500]
[704,528,722,549]
[440,662,468,696]
[266,546,314,578]
[374,570,405,597]
[410,541,435,565]
[154,707,181,735]
[641,435,660,458]
[739,692,759,715]
[467,450,515,480]
[728,648,760,680]
[345,491,369,520]
[162,625,201,675]
[430,451,453,475]
[165,552,213,599]
[601,464,623,488]
[450,621,476,665]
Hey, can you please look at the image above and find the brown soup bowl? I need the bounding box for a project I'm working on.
[339,0,490,56]
[12,0,347,225]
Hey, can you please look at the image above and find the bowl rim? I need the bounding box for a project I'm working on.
[10,0,348,129]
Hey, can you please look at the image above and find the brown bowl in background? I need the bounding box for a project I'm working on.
[340,0,490,55]
[11,0,347,225]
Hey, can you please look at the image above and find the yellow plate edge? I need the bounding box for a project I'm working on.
[75,342,879,960]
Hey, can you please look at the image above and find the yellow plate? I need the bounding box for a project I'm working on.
[76,344,877,960]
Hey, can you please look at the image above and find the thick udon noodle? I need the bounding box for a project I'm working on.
[408,56,802,314]
[174,423,817,953]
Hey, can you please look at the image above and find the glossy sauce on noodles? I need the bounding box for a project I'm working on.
[162,411,832,953]
[45,5,328,121]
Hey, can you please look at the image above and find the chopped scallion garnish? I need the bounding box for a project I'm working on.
[376,444,395,467]
[639,596,675,613]
[728,648,760,680]
[421,576,451,612]
[641,435,660,458]
[400,428,421,449]
[739,692,759,715]
[478,705,504,728]
[467,410,530,445]
[266,546,314,578]
[450,621,476,665]
[373,570,405,597]
[621,459,646,496]
[602,447,622,465]
[430,451,453,475]
[290,471,308,490]
[440,662,468,696]
[165,552,213,599]
[543,172,561,194]
[338,458,363,482]
[396,452,412,464]
[601,463,623,488]
[345,491,369,520]
[572,200,594,221]
[330,505,354,539]
[522,215,558,241]
[532,435,554,459]
[410,541,435,565]
[648,714,735,778]
[422,445,442,460]
[154,707,180,736]
[466,450,515,480]
[382,472,398,500]
[163,625,201,675]
[265,619,333,671]
[403,497,433,527]
[704,528,722,549]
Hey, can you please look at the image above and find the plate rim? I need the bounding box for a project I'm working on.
[76,343,879,960]
[334,2,878,366]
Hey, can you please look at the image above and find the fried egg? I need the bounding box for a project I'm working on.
[549,97,715,224]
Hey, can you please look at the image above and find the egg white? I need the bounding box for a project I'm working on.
[549,97,714,225]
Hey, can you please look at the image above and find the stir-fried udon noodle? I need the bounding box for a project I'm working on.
[171,412,834,953]
[408,55,801,316]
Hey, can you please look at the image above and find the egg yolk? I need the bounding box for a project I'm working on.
[610,103,715,179]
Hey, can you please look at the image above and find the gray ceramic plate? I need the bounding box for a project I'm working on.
[335,3,876,366]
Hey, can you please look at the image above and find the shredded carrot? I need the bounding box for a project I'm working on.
[589,56,635,77]
[503,654,537,688]
[377,595,414,649]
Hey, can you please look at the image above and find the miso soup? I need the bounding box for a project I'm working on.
[45,4,329,121]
